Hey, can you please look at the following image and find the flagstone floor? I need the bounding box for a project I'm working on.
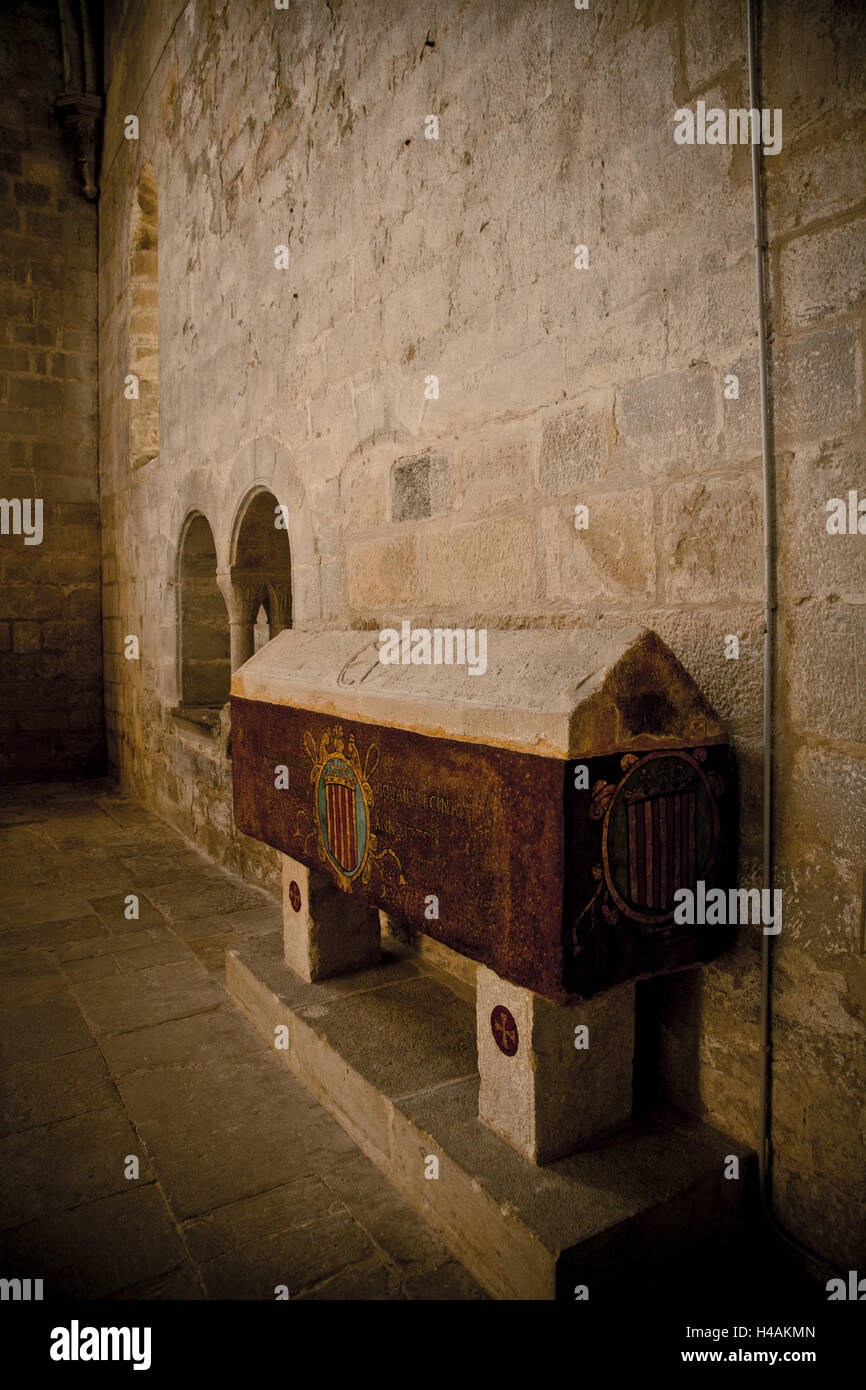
[0,780,485,1300]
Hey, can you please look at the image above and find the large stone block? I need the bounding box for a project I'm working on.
[341,458,388,533]
[538,405,611,494]
[477,965,635,1162]
[661,475,763,603]
[774,321,860,443]
[423,516,536,608]
[347,534,420,610]
[780,218,866,330]
[280,852,380,983]
[454,432,536,514]
[773,853,862,961]
[783,745,866,867]
[767,125,866,238]
[665,258,755,366]
[778,444,866,598]
[391,453,454,523]
[785,600,866,743]
[617,366,718,473]
[540,488,655,602]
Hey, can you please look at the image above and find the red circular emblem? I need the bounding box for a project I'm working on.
[289,881,302,913]
[491,1005,519,1057]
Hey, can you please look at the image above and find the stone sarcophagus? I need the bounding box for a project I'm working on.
[231,626,736,1161]
[232,626,735,1000]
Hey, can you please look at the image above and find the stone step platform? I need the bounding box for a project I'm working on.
[226,936,753,1301]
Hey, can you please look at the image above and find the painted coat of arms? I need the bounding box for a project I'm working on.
[295,724,403,893]
[569,746,729,976]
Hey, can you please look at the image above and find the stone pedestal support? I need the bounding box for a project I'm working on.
[476,965,636,1163]
[280,851,380,982]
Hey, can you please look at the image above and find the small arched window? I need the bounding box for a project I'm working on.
[230,490,292,669]
[178,514,230,710]
[129,163,159,468]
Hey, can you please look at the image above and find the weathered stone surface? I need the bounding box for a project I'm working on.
[617,367,718,473]
[232,626,724,760]
[70,958,225,1034]
[281,851,380,983]
[0,994,93,1068]
[777,444,866,598]
[540,489,655,601]
[297,976,476,1101]
[198,1210,377,1300]
[391,454,454,522]
[423,516,537,608]
[454,433,536,514]
[182,1173,343,1267]
[0,0,102,783]
[347,534,421,610]
[0,787,483,1300]
[0,1186,188,1299]
[0,1048,115,1136]
[784,746,866,866]
[98,1005,264,1077]
[785,601,866,743]
[88,891,168,932]
[661,476,764,603]
[116,1053,357,1220]
[477,967,635,1162]
[780,217,866,329]
[774,322,860,442]
[538,406,610,494]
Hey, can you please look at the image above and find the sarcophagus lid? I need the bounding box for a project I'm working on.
[231,627,735,1002]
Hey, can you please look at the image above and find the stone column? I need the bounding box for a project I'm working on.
[280,852,381,982]
[476,965,635,1163]
[218,573,256,673]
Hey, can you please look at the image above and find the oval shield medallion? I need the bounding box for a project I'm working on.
[601,749,720,924]
[315,752,368,880]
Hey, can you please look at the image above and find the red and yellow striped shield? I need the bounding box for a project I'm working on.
[626,789,696,912]
[324,777,358,873]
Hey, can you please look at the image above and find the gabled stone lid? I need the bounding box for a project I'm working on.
[231,626,725,758]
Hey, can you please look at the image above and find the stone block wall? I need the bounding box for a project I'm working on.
[98,0,865,1266]
[0,0,103,783]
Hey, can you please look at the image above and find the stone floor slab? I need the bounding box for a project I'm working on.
[116,1053,358,1220]
[0,993,94,1068]
[87,892,168,932]
[0,916,107,954]
[0,781,486,1300]
[0,949,66,1006]
[292,1254,404,1300]
[99,1005,265,1077]
[0,1048,116,1136]
[0,1185,189,1298]
[182,1173,345,1266]
[0,1106,153,1228]
[71,958,225,1034]
[198,1211,378,1300]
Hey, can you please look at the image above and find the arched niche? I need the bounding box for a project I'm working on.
[228,488,292,671]
[177,513,230,717]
